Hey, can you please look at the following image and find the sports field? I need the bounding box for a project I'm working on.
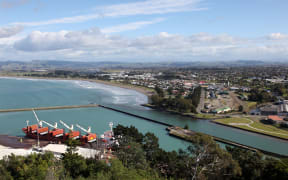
[214,117,288,140]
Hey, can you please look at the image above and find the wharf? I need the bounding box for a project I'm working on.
[0,135,50,149]
[0,104,99,113]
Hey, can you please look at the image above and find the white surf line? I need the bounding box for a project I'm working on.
[229,118,288,136]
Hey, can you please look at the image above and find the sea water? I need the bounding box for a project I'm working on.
[0,77,287,155]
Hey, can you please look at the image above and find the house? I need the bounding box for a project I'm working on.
[238,94,248,101]
[218,91,229,95]
[260,101,288,116]
[259,105,279,115]
[211,107,231,114]
[230,87,239,91]
[266,115,283,124]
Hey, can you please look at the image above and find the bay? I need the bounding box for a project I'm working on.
[0,77,287,155]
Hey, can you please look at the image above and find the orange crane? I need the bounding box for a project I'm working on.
[42,120,64,138]
[32,109,49,135]
[60,120,80,140]
[76,124,97,143]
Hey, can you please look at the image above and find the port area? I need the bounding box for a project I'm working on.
[166,126,288,158]
[0,135,114,160]
[0,135,50,149]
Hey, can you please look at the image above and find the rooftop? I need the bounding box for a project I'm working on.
[268,115,283,121]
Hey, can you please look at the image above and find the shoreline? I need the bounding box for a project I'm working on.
[0,75,154,97]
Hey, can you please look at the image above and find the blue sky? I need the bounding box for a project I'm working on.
[0,0,287,62]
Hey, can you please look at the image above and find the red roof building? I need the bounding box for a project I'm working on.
[268,115,283,121]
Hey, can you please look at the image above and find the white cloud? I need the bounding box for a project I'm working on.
[102,18,165,33]
[13,28,107,51]
[268,33,288,40]
[12,14,102,27]
[0,25,23,38]
[11,0,204,26]
[97,0,206,17]
[2,29,286,61]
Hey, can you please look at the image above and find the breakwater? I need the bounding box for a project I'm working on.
[99,105,173,126]
[0,104,99,113]
[167,126,288,158]
[100,105,287,157]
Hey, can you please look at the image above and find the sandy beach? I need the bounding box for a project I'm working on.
[0,75,154,97]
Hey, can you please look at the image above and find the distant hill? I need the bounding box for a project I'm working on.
[0,60,287,71]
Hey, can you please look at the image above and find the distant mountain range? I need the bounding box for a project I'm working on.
[0,60,287,70]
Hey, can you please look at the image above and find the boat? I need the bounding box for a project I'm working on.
[22,109,98,145]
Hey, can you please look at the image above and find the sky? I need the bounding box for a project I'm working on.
[0,0,287,62]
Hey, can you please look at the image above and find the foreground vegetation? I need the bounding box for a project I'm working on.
[214,118,288,140]
[0,125,287,179]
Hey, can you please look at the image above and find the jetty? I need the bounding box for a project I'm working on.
[0,104,99,113]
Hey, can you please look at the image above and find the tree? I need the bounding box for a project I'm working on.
[177,99,192,113]
[3,153,54,180]
[238,105,243,112]
[167,87,173,95]
[62,152,88,178]
[150,95,162,106]
[116,141,148,170]
[143,132,160,161]
[65,138,80,154]
[186,133,241,179]
[262,158,288,180]
[155,86,164,97]
[227,147,265,180]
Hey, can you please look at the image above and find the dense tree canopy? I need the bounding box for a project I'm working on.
[0,125,287,179]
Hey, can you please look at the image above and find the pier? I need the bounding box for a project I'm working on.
[0,104,99,113]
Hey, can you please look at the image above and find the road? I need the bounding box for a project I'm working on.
[197,88,205,113]
[229,91,246,111]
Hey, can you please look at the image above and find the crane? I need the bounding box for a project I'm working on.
[42,120,58,129]
[76,123,96,143]
[32,109,43,127]
[59,120,73,131]
[109,122,113,132]
[42,120,63,137]
[76,124,91,134]
[59,120,80,140]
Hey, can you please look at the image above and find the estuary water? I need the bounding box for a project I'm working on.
[0,77,287,155]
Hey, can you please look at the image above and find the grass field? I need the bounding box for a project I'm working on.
[214,117,251,124]
[214,117,288,140]
[182,113,218,119]
[247,101,257,109]
[193,114,218,119]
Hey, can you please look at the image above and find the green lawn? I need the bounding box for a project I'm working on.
[182,113,217,119]
[194,114,217,119]
[214,117,288,140]
[247,101,257,109]
[214,117,251,124]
